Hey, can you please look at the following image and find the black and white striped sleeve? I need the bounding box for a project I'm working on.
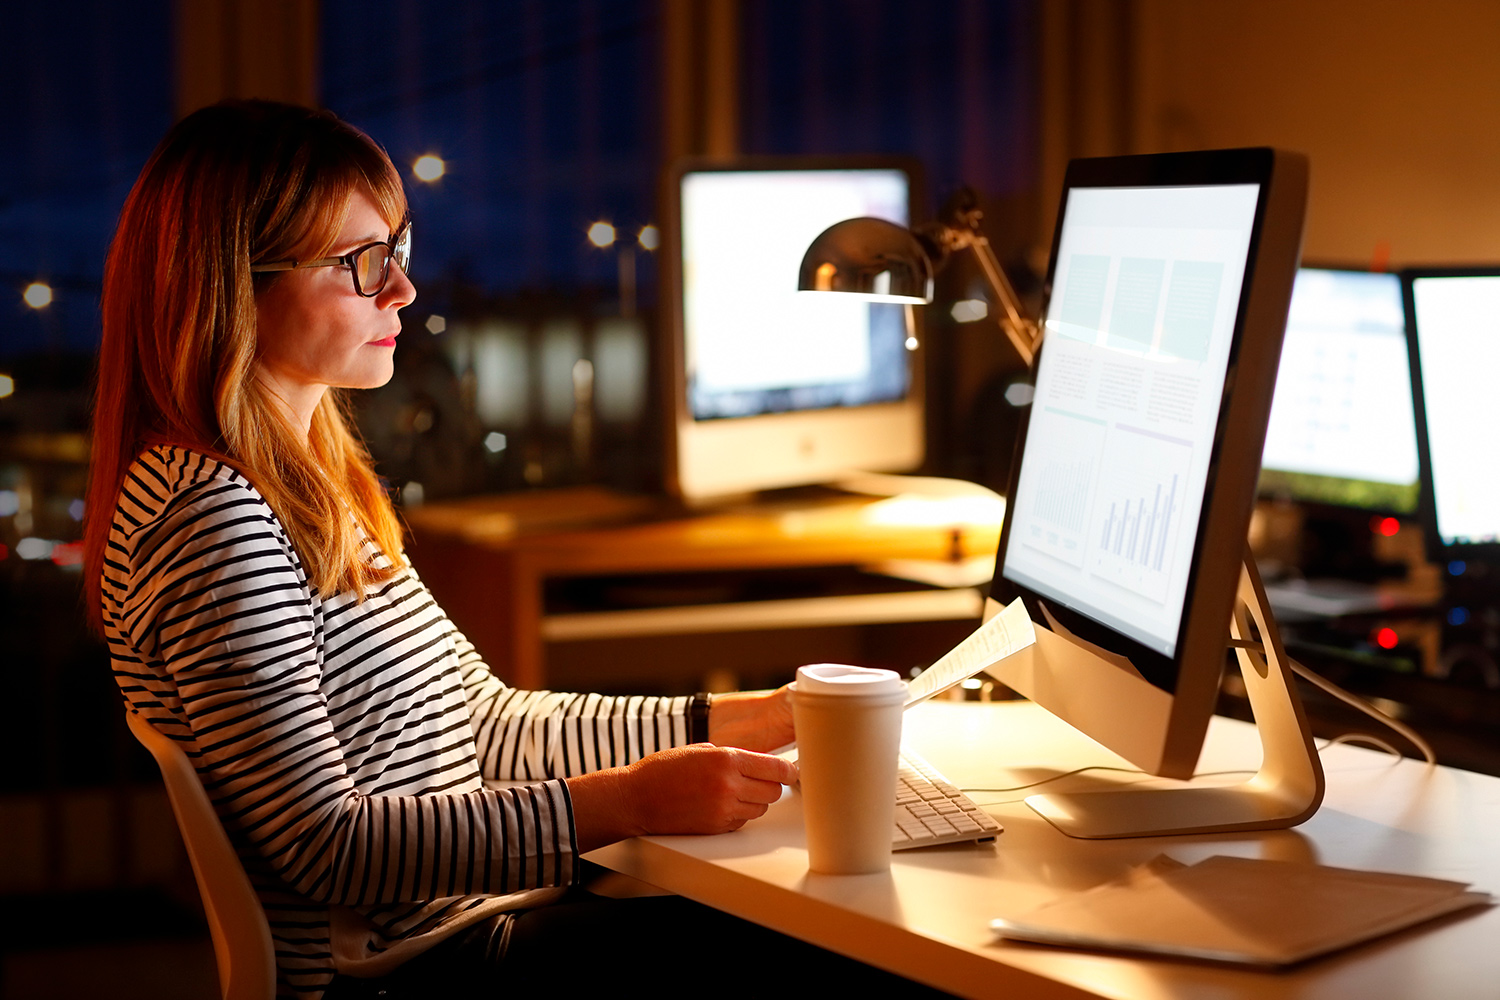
[449,630,692,781]
[119,477,579,904]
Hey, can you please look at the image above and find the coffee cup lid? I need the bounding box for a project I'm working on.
[794,663,907,697]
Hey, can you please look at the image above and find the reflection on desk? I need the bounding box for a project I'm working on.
[589,700,1500,1000]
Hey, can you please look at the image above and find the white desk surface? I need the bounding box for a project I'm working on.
[587,700,1500,1000]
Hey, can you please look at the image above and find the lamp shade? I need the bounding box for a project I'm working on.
[797,217,934,303]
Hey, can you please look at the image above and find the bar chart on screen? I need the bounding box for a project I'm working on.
[1090,424,1191,604]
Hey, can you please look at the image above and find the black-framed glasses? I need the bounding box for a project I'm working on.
[251,221,412,297]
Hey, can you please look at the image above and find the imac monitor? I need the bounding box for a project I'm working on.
[663,159,924,501]
[983,149,1311,835]
[1404,268,1500,554]
[1259,267,1420,513]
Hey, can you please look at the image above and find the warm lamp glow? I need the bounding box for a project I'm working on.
[637,225,660,251]
[413,154,446,182]
[0,375,13,399]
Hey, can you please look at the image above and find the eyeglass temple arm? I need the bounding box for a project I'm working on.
[249,256,345,273]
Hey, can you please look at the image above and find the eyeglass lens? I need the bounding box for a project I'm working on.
[352,226,411,296]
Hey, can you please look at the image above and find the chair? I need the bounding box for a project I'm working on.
[126,709,277,1000]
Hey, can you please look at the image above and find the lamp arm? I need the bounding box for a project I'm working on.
[918,187,1041,367]
[961,232,1040,367]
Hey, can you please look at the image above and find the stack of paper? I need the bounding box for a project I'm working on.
[991,855,1491,967]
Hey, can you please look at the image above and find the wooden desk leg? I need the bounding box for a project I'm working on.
[507,551,546,692]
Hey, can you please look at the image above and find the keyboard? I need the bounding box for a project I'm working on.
[893,749,1004,850]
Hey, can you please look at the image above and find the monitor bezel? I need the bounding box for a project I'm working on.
[1401,265,1500,561]
[1256,262,1419,516]
[659,155,928,501]
[988,147,1307,776]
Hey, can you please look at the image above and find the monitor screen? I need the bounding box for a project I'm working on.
[1000,182,1261,665]
[1259,268,1419,513]
[665,160,925,501]
[1406,270,1500,549]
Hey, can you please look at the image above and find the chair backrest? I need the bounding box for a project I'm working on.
[126,709,277,1000]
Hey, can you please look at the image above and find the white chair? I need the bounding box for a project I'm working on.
[127,709,277,1000]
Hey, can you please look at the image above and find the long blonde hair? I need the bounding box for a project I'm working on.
[85,101,407,630]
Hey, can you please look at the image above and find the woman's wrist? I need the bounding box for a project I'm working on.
[565,768,640,853]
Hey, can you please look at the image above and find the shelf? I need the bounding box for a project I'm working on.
[541,587,985,641]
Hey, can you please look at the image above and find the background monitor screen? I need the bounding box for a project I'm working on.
[1259,268,1419,513]
[666,161,925,501]
[681,169,912,420]
[1001,183,1261,666]
[1406,271,1500,549]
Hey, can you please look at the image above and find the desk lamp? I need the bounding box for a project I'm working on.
[797,188,1041,366]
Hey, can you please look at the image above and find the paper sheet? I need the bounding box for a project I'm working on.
[990,854,1492,967]
[904,596,1036,707]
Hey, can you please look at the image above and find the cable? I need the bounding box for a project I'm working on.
[960,720,1421,804]
[1227,635,1437,767]
[961,765,1254,799]
[1320,732,1405,759]
[1287,657,1437,767]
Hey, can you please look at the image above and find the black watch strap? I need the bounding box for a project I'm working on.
[690,692,712,744]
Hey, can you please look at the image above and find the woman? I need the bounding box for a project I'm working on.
[84,100,814,999]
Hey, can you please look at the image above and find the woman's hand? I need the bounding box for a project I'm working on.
[707,685,795,752]
[567,745,798,852]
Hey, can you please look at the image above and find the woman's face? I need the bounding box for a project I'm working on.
[254,189,416,430]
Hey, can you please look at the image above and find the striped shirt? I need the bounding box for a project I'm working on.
[103,445,691,998]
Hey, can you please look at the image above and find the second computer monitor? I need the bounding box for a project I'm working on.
[1259,267,1420,514]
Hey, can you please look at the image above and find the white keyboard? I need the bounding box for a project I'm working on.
[893,749,1003,850]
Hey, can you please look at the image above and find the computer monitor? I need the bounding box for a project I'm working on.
[1259,267,1420,514]
[983,148,1316,838]
[661,158,925,501]
[1404,268,1500,556]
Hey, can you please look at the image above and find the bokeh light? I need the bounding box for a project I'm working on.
[23,282,52,309]
[587,222,616,248]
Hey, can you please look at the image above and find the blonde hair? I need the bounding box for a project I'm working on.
[85,101,407,630]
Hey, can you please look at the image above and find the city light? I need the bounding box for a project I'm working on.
[638,225,660,251]
[425,314,446,334]
[16,537,53,561]
[1374,627,1399,650]
[587,222,616,248]
[905,336,919,351]
[23,282,52,309]
[951,298,988,323]
[0,374,13,399]
[483,432,508,454]
[413,154,446,182]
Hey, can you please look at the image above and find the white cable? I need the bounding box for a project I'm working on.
[1322,732,1404,759]
[1288,658,1437,767]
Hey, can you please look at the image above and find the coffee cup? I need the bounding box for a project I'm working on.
[791,663,907,874]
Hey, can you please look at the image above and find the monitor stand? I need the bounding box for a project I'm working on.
[1026,551,1326,839]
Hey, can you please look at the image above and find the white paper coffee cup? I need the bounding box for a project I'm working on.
[791,664,907,874]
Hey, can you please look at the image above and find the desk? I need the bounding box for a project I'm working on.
[405,488,1002,689]
[589,701,1500,999]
